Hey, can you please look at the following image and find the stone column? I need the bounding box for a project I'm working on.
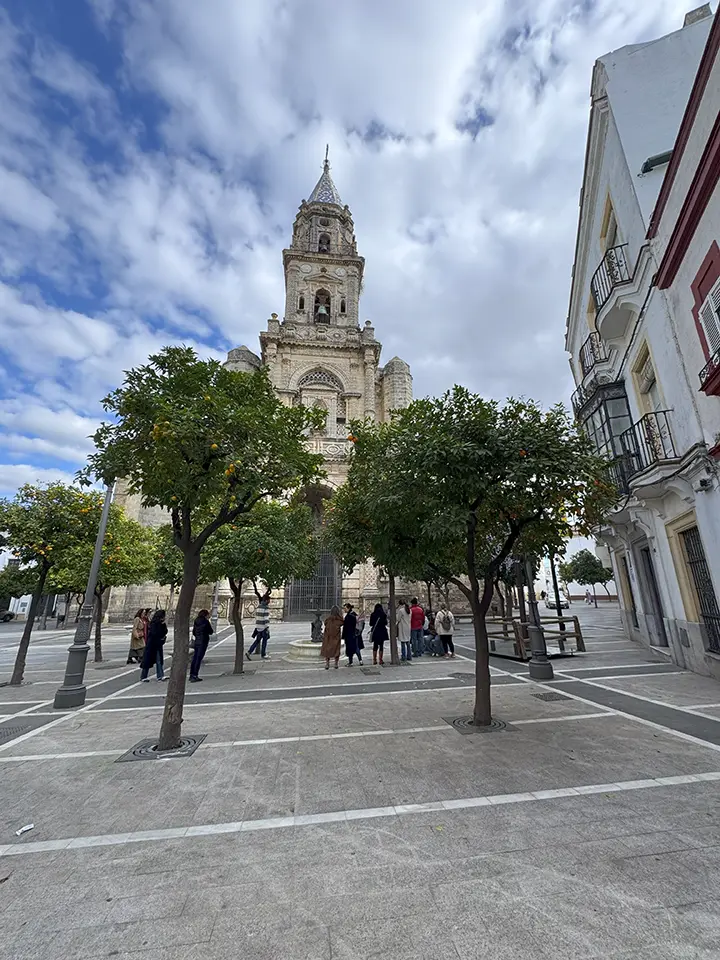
[363,349,376,421]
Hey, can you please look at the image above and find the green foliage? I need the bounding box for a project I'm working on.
[557,560,574,587]
[203,501,317,592]
[0,483,105,579]
[84,346,325,539]
[49,506,155,597]
[337,388,617,601]
[565,549,613,588]
[152,525,185,591]
[0,564,40,604]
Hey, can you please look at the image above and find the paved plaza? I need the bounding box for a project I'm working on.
[2,605,720,958]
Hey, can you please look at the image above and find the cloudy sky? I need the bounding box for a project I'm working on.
[0,0,702,495]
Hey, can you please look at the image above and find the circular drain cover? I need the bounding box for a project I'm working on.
[447,716,507,734]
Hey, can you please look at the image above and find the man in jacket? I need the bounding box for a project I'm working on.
[190,608,214,682]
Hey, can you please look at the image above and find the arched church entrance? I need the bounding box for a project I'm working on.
[283,484,342,619]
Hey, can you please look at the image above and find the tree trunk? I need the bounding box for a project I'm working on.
[93,590,104,662]
[471,590,492,726]
[495,585,509,637]
[11,565,48,685]
[602,583,612,598]
[157,548,201,751]
[425,580,432,611]
[168,583,176,619]
[231,580,245,675]
[388,574,400,665]
[593,585,598,608]
[40,593,53,630]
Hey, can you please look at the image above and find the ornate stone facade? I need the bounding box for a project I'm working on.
[108,157,412,621]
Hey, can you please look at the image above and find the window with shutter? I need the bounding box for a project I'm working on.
[699,278,720,356]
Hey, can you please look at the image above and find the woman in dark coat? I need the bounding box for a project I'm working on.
[369,603,389,666]
[321,605,344,670]
[343,603,362,666]
[141,610,168,681]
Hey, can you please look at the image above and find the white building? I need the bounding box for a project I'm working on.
[566,6,720,677]
[537,537,617,603]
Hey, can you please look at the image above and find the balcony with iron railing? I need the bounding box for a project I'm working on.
[699,345,720,397]
[590,244,632,314]
[620,410,677,478]
[579,332,608,378]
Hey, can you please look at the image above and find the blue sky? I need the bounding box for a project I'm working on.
[0,0,700,495]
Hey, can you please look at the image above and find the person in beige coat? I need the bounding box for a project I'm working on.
[321,605,344,669]
[126,609,146,664]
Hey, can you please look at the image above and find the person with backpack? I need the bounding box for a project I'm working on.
[435,605,456,658]
[369,603,388,666]
[409,598,425,657]
[190,608,213,682]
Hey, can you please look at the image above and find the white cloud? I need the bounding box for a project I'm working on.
[0,0,702,489]
[0,463,78,496]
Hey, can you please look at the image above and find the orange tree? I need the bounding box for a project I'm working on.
[50,507,154,661]
[203,501,317,674]
[84,347,323,750]
[0,483,105,684]
[334,388,615,724]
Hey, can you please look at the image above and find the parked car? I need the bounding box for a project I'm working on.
[544,597,569,610]
[0,610,16,622]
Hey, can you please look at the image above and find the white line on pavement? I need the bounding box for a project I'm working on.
[551,671,686,682]
[552,663,677,673]
[2,771,719,858]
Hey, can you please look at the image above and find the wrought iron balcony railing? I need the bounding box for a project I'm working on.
[590,244,632,313]
[699,345,720,392]
[579,332,608,378]
[620,410,676,479]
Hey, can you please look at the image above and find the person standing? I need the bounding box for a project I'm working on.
[190,608,213,682]
[397,599,412,662]
[322,605,344,669]
[369,603,388,666]
[343,603,362,666]
[410,598,425,658]
[247,591,271,660]
[435,605,456,658]
[127,609,146,664]
[141,610,168,681]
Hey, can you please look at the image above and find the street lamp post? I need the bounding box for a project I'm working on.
[210,581,220,634]
[525,556,554,681]
[53,484,114,710]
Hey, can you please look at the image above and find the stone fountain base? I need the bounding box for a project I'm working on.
[286,639,345,662]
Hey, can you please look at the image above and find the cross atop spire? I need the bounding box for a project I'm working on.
[308,149,343,206]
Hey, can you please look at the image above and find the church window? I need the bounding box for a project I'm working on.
[298,369,344,392]
[298,294,305,311]
[318,233,331,253]
[340,298,346,314]
[314,289,331,323]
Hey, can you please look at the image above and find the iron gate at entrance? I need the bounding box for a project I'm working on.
[680,526,720,654]
[283,546,342,620]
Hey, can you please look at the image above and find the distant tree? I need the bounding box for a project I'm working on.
[0,564,39,613]
[50,508,154,661]
[0,484,104,684]
[557,560,574,599]
[566,549,614,606]
[85,347,323,751]
[203,501,317,673]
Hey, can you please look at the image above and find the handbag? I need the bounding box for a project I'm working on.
[357,634,365,650]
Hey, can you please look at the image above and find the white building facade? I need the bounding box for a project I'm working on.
[566,6,720,677]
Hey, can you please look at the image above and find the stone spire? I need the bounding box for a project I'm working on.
[308,147,343,206]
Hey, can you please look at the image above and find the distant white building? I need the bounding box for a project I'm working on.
[537,537,617,602]
[566,6,720,677]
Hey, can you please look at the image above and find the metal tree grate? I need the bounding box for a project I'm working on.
[531,692,571,702]
[442,716,515,735]
[0,724,32,744]
[115,734,207,763]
